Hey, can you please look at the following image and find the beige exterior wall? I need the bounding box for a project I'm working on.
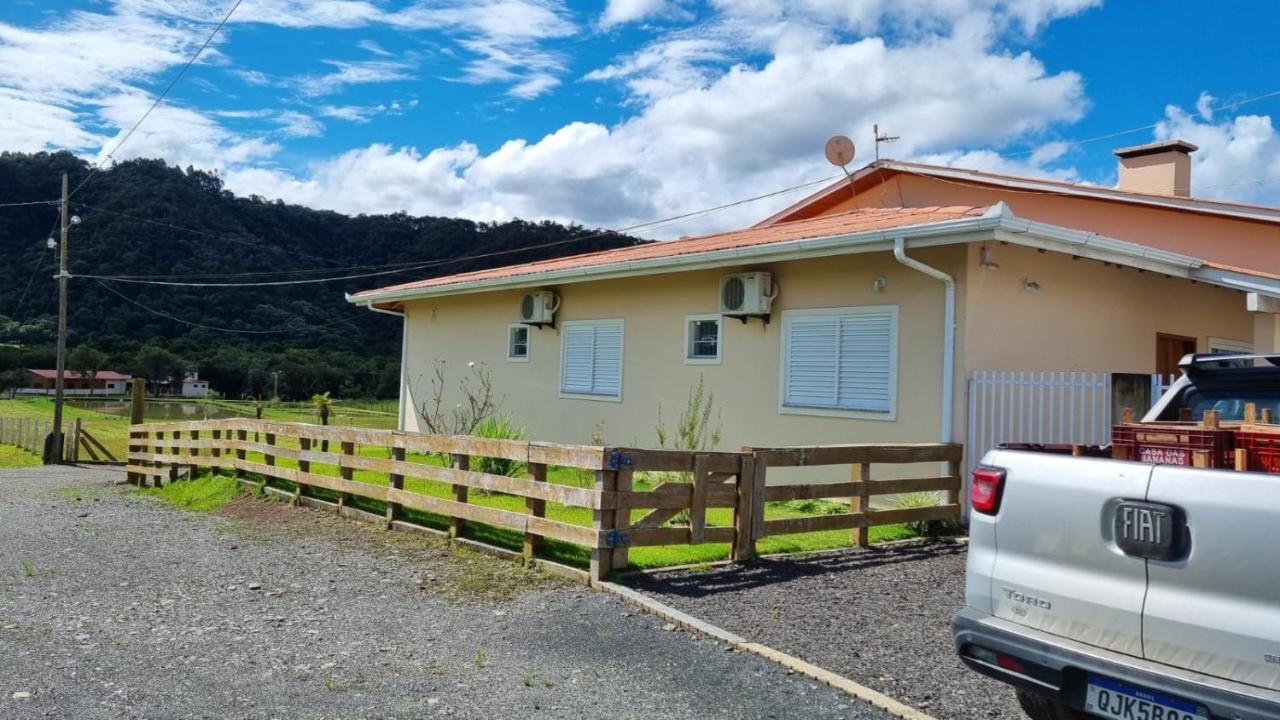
[960,242,1255,374]
[400,247,962,454]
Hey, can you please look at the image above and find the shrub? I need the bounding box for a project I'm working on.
[886,491,962,538]
[471,414,528,477]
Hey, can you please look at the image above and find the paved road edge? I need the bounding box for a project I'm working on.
[598,581,938,720]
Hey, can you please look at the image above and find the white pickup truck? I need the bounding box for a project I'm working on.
[954,354,1280,720]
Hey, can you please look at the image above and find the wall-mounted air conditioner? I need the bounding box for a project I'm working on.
[719,272,776,319]
[519,290,560,326]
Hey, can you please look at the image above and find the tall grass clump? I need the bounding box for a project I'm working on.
[140,471,242,512]
[472,414,528,477]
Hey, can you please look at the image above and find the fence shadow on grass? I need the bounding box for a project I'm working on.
[624,539,967,598]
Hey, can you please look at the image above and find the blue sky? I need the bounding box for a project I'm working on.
[2,0,1278,236]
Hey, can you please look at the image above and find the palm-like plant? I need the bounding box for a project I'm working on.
[312,392,334,451]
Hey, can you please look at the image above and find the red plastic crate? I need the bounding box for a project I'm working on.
[1235,430,1280,474]
[1111,423,1236,468]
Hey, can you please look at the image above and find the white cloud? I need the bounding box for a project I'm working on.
[94,90,278,170]
[221,23,1088,234]
[599,0,688,29]
[358,38,392,56]
[1156,95,1280,204]
[276,110,324,138]
[296,59,415,96]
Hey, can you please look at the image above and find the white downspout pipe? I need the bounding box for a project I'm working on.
[893,237,955,446]
[360,301,408,431]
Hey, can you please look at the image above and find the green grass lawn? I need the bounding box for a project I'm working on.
[0,396,133,462]
[0,443,41,468]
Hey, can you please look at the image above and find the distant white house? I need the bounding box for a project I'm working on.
[180,372,211,397]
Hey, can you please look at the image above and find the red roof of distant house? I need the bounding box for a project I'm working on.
[27,369,131,381]
[351,205,986,303]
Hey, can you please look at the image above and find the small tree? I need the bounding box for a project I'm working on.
[68,346,108,397]
[655,375,723,452]
[0,369,24,400]
[417,360,500,437]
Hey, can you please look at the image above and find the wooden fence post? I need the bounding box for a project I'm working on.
[339,441,355,512]
[610,467,633,570]
[689,456,709,546]
[524,462,547,560]
[127,379,145,485]
[186,429,199,483]
[731,455,756,562]
[946,458,961,508]
[449,454,469,539]
[591,468,619,584]
[235,429,247,479]
[263,432,276,494]
[750,452,768,543]
[70,418,81,463]
[296,437,310,506]
[387,445,405,527]
[851,462,871,547]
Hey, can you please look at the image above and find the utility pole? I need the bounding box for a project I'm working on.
[271,370,282,400]
[49,172,70,464]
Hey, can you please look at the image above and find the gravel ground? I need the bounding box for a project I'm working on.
[0,466,892,720]
[626,540,1024,720]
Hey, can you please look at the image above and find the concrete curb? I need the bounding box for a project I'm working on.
[597,581,938,720]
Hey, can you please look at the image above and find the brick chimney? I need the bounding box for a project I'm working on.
[1113,140,1198,197]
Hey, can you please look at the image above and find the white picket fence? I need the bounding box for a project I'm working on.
[966,371,1178,473]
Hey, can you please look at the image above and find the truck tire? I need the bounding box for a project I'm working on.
[1017,690,1090,720]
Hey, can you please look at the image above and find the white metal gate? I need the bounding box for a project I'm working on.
[966,370,1112,473]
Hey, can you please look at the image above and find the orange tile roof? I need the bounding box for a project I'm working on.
[352,205,986,301]
[27,369,130,380]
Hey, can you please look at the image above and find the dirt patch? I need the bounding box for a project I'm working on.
[215,492,565,603]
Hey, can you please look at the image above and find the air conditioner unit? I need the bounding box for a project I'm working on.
[719,272,776,316]
[518,290,560,325]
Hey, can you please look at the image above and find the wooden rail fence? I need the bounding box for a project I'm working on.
[128,419,962,582]
[0,417,117,463]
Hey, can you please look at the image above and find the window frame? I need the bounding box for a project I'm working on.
[507,323,531,363]
[777,305,899,421]
[558,318,625,402]
[1207,336,1252,355]
[683,313,722,365]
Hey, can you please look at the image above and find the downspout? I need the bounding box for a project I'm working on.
[892,237,955,446]
[361,302,408,431]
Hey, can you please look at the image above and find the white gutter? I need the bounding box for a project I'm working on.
[349,297,408,431]
[892,237,955,446]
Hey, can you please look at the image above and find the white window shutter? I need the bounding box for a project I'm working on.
[561,320,624,397]
[561,325,595,394]
[836,313,893,412]
[785,318,838,407]
[784,308,895,413]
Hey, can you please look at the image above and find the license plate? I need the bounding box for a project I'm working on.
[1085,675,1207,720]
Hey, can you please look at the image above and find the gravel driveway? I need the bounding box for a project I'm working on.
[626,540,1024,720]
[0,466,891,720]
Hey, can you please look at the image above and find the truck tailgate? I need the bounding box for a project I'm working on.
[985,450,1152,656]
[1144,465,1280,690]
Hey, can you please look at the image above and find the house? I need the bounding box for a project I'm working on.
[180,372,211,398]
[20,369,131,396]
[348,140,1280,473]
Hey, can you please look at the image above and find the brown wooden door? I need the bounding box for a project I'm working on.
[1156,333,1197,378]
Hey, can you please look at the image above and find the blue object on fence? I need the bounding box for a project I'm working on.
[604,529,631,547]
[607,451,633,471]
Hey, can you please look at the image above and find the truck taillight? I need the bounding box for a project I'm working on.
[971,466,1006,515]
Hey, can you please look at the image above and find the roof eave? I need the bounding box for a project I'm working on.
[347,213,1004,306]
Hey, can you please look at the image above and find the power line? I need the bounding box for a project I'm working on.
[70,201,347,268]
[9,210,62,320]
[92,279,355,335]
[1007,87,1280,158]
[81,172,846,287]
[0,199,58,208]
[67,0,244,201]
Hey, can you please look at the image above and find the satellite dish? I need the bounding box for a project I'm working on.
[824,135,856,167]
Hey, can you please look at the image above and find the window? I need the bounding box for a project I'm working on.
[684,314,721,364]
[1208,337,1252,355]
[507,324,530,362]
[560,319,624,400]
[779,305,897,418]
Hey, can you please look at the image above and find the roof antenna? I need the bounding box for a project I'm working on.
[824,135,857,205]
[873,123,899,162]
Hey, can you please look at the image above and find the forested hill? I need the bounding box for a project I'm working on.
[0,151,643,399]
